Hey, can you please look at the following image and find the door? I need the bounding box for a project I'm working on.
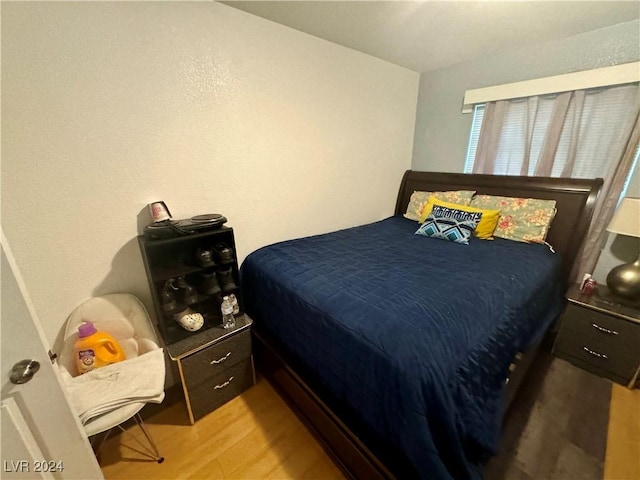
[1,235,104,479]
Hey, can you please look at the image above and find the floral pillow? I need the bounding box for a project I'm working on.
[404,190,476,221]
[470,195,557,243]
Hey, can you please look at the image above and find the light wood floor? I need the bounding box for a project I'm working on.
[101,365,640,480]
[99,376,345,480]
[605,384,640,480]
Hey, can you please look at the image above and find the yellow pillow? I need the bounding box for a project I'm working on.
[420,196,501,240]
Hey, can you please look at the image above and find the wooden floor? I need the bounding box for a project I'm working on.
[101,355,639,480]
[99,376,344,480]
[605,383,640,480]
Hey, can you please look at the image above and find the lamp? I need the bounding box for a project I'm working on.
[605,197,640,299]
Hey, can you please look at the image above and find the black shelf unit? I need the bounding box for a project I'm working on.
[138,226,243,346]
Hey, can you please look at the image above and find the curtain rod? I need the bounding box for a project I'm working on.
[461,61,640,113]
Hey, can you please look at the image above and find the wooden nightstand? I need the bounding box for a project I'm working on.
[553,285,640,388]
[165,315,255,424]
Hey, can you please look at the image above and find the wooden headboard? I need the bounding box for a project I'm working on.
[395,171,603,281]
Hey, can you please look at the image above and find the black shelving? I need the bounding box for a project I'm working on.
[138,226,243,346]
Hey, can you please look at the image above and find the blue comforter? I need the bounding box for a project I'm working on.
[241,216,564,479]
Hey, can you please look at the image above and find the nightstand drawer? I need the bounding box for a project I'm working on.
[561,304,640,351]
[181,329,252,387]
[187,358,254,422]
[555,329,640,380]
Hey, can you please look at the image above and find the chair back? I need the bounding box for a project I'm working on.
[59,293,159,377]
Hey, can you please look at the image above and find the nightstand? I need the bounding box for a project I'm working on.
[165,315,255,424]
[553,285,640,388]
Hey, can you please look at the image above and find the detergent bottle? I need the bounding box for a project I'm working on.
[74,320,126,375]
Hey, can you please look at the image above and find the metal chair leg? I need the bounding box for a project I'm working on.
[92,414,164,464]
[131,413,164,464]
[90,428,113,464]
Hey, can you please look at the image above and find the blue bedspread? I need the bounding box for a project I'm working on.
[241,216,564,479]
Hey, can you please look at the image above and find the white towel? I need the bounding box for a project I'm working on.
[60,348,165,424]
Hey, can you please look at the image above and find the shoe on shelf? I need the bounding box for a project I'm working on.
[160,279,183,314]
[216,267,238,292]
[195,247,216,268]
[160,289,177,313]
[174,276,199,305]
[173,307,204,332]
[196,271,222,296]
[213,243,234,265]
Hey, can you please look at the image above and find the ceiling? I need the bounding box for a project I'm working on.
[220,1,640,73]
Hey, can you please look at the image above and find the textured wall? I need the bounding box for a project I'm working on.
[1,2,419,346]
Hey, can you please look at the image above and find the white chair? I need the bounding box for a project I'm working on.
[57,293,166,463]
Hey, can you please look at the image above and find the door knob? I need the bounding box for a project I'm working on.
[9,359,40,384]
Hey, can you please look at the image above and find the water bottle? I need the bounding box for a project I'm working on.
[221,296,236,329]
[229,293,240,315]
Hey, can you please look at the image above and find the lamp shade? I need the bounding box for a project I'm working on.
[606,198,640,238]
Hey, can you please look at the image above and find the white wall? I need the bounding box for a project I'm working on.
[411,20,640,284]
[1,2,419,347]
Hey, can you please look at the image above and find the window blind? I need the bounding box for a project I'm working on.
[464,84,639,179]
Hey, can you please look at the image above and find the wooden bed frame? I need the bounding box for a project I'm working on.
[251,171,603,480]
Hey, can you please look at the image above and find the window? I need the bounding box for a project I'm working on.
[463,104,484,174]
[464,85,639,180]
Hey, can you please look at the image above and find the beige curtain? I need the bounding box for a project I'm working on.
[577,111,640,281]
[472,84,640,282]
[472,101,507,174]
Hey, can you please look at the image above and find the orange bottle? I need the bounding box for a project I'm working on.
[74,320,126,375]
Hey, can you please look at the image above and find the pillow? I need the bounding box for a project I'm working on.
[404,190,476,221]
[419,197,501,240]
[415,208,481,245]
[470,195,557,243]
[430,204,483,224]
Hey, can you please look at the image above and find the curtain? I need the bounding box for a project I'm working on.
[578,111,640,280]
[472,84,640,282]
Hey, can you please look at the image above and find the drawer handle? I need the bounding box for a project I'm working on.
[583,346,608,360]
[591,323,618,335]
[210,352,231,365]
[213,376,234,390]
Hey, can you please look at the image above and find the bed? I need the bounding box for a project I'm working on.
[240,171,602,480]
